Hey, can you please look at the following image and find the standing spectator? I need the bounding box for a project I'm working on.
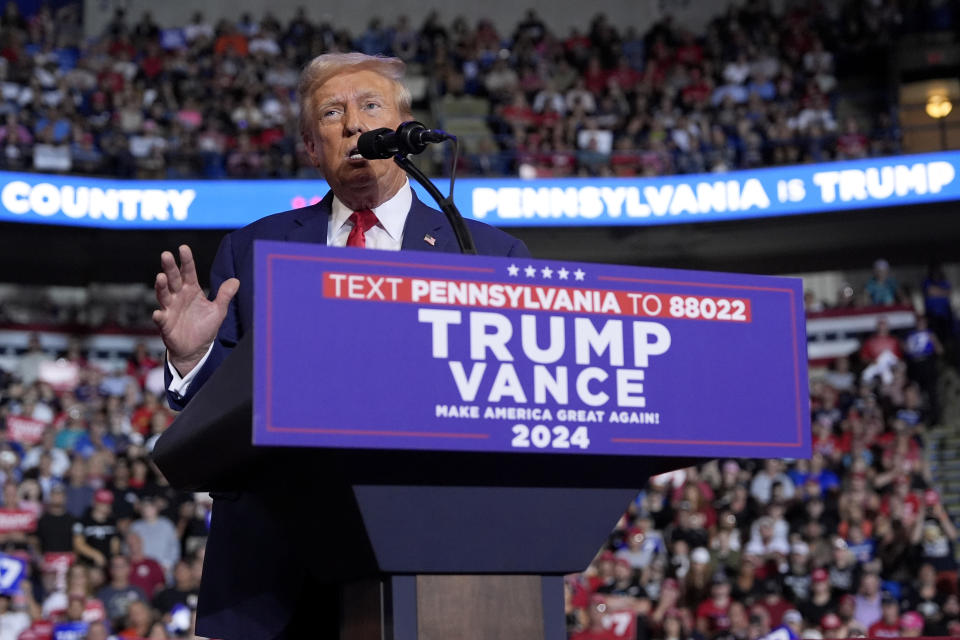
[72,490,120,568]
[904,315,943,419]
[16,334,51,386]
[63,459,94,519]
[865,259,902,306]
[922,263,954,346]
[911,501,958,577]
[130,497,179,576]
[34,486,74,553]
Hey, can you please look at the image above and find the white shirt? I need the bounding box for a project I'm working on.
[168,181,413,395]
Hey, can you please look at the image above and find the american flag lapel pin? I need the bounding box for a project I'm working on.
[424,234,436,246]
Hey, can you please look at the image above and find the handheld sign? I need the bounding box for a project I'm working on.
[254,243,810,458]
[0,553,26,595]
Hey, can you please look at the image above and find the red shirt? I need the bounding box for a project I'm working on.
[696,598,731,633]
[759,597,793,628]
[675,44,704,65]
[140,55,165,79]
[860,335,902,362]
[868,621,902,637]
[130,557,166,597]
[130,407,155,436]
[609,67,641,90]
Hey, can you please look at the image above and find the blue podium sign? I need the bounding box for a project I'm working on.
[253,243,810,458]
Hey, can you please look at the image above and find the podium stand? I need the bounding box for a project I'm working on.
[153,333,699,639]
[152,243,810,639]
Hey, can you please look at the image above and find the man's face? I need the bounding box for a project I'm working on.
[304,68,407,210]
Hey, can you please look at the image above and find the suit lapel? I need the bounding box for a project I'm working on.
[286,192,333,244]
[400,192,458,253]
[283,190,458,252]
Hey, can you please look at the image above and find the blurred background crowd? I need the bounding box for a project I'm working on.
[0,257,954,639]
[0,0,956,639]
[565,259,958,639]
[0,0,911,180]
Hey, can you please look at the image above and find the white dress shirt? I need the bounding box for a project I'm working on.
[167,181,413,395]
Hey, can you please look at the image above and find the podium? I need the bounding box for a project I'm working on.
[152,243,810,639]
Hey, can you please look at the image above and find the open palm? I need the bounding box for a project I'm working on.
[152,245,239,375]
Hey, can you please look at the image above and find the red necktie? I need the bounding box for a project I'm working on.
[346,209,379,248]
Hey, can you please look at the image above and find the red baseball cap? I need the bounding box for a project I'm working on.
[821,613,842,630]
[901,611,924,630]
[812,568,829,583]
[93,489,114,505]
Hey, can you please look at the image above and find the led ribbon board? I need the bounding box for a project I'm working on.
[0,151,957,228]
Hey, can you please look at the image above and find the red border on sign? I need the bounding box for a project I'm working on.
[265,255,806,448]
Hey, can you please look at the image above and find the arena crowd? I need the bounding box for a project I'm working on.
[0,0,906,181]
[567,261,957,640]
[0,2,955,639]
[0,261,951,639]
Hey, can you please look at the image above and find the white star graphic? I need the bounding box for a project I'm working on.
[541,266,553,279]
[507,264,519,277]
[573,268,586,281]
[524,265,536,278]
[557,267,570,280]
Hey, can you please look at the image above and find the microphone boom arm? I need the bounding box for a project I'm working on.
[393,153,477,255]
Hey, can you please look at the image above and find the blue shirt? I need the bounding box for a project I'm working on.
[905,329,936,360]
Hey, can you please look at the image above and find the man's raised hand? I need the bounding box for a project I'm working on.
[152,245,239,376]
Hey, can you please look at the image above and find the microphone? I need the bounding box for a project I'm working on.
[357,121,453,159]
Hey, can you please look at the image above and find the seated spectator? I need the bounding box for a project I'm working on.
[869,593,903,638]
[125,532,165,599]
[32,127,70,172]
[0,593,31,639]
[69,130,102,174]
[0,112,31,168]
[95,555,146,626]
[117,599,154,638]
[225,133,264,178]
[213,22,247,57]
[152,559,198,615]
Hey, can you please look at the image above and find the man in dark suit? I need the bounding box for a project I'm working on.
[152,53,529,639]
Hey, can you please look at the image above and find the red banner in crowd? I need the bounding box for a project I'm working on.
[0,509,37,533]
[5,416,46,445]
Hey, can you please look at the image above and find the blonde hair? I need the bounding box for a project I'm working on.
[297,52,412,139]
